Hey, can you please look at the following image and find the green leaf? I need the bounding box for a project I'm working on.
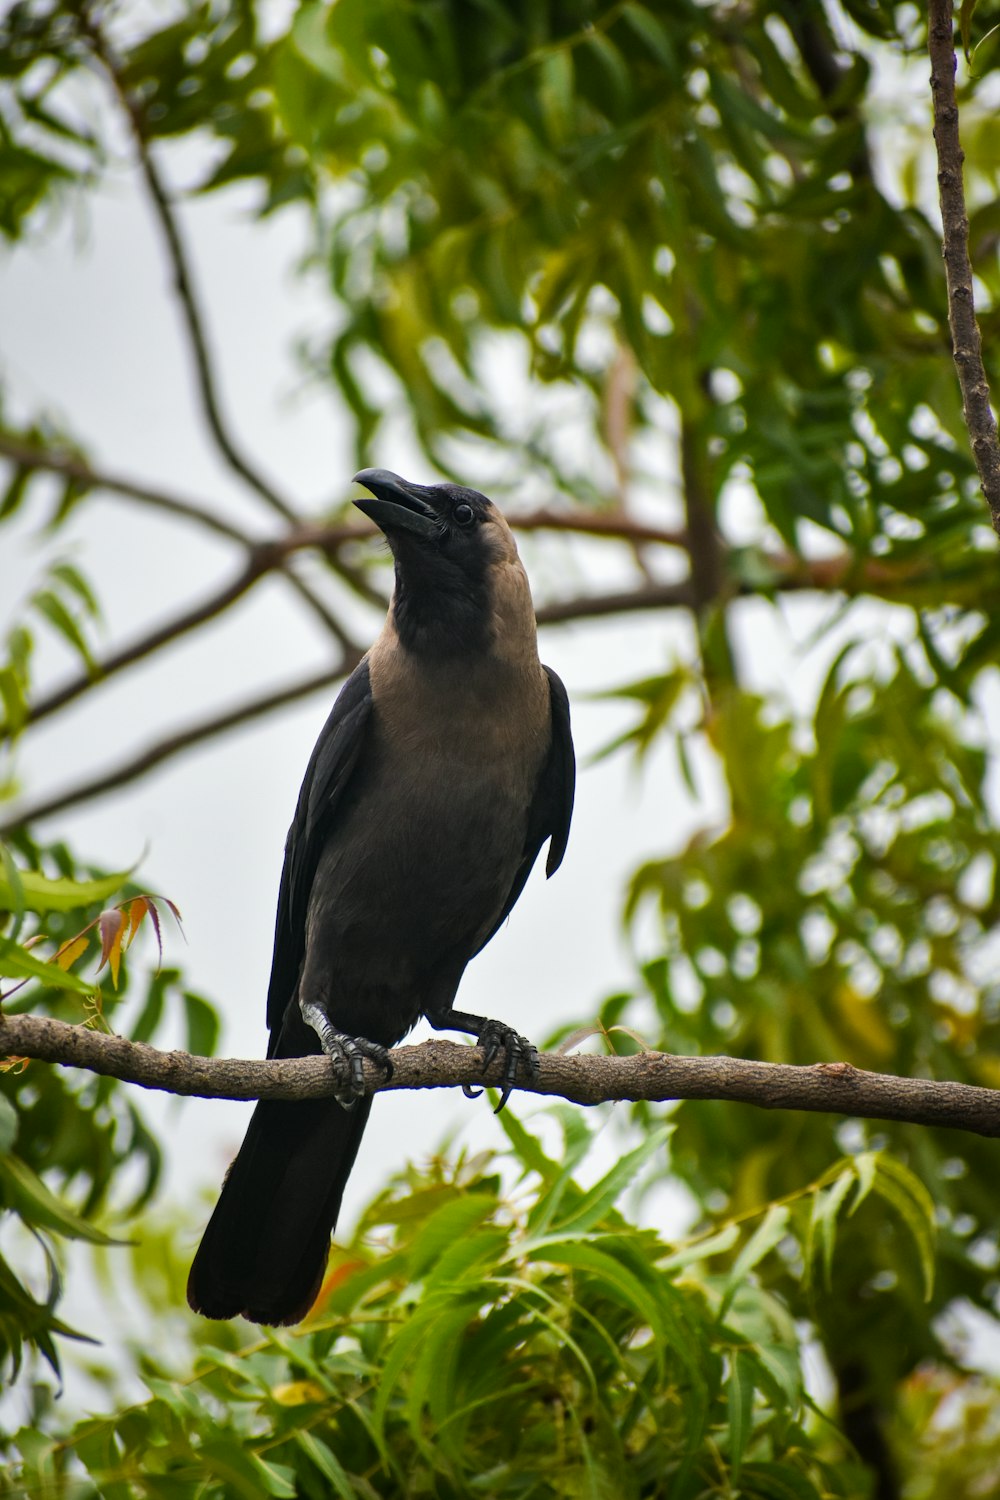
[493,1105,565,1185]
[183,989,219,1057]
[848,1150,878,1213]
[49,562,100,618]
[621,2,678,76]
[199,1438,297,1498]
[0,865,129,914]
[295,1432,356,1500]
[525,1236,665,1342]
[551,1122,673,1234]
[961,0,981,62]
[869,1155,937,1301]
[806,1164,856,1291]
[0,934,96,994]
[0,666,28,737]
[0,1155,125,1244]
[727,1348,756,1478]
[0,842,25,931]
[720,1205,790,1318]
[740,1461,824,1500]
[32,589,96,671]
[407,1193,497,1280]
[660,1223,741,1270]
[0,1094,17,1154]
[538,49,574,149]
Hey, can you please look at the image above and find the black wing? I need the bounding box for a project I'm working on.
[474,664,575,956]
[265,658,374,1044]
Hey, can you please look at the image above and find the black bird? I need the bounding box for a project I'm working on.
[187,469,575,1325]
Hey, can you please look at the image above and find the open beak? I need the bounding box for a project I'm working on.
[353,469,441,541]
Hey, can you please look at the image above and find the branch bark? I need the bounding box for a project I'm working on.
[928,0,1000,535]
[1,1015,998,1136]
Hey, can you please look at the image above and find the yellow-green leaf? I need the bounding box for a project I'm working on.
[0,936,95,995]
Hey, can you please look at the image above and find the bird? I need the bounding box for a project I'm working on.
[187,468,575,1325]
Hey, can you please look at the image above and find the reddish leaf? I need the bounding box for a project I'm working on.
[96,908,127,988]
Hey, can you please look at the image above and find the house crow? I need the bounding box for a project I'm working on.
[187,469,575,1325]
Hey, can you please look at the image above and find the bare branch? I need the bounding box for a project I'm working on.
[928,0,1000,535]
[0,659,360,834]
[0,435,248,546]
[18,525,372,729]
[0,434,690,553]
[75,11,299,527]
[5,542,966,827]
[2,1016,999,1138]
[28,559,274,726]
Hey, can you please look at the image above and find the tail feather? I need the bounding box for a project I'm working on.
[187,1094,371,1325]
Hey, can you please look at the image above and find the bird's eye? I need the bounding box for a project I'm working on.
[454,503,475,527]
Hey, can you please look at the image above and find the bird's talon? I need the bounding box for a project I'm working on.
[472,1019,537,1112]
[463,1082,484,1099]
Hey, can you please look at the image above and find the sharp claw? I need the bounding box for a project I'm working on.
[480,1037,500,1071]
[467,1020,537,1112]
[300,1001,394,1107]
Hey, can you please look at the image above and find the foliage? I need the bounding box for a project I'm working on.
[0,1111,941,1498]
[1,0,1000,1495]
[0,840,214,1380]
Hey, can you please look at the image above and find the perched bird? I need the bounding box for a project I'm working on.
[187,469,575,1325]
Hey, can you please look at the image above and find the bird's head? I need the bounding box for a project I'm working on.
[353,468,534,659]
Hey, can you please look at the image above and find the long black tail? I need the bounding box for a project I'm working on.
[187,1094,371,1325]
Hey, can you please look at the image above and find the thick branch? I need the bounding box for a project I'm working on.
[2,1016,999,1137]
[928,0,1000,535]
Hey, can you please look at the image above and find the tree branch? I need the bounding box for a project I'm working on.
[0,660,360,834]
[4,543,970,828]
[2,1015,999,1137]
[0,436,248,545]
[928,0,1000,536]
[75,11,298,527]
[27,557,279,727]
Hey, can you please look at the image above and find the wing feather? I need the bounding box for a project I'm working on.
[265,658,373,1041]
[473,665,575,956]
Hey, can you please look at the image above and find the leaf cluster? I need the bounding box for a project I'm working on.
[593,621,1000,1428]
[0,840,217,1381]
[2,1108,942,1498]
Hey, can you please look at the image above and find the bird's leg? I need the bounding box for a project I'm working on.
[299,999,394,1109]
[427,1008,539,1113]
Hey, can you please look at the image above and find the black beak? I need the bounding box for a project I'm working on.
[353,469,441,541]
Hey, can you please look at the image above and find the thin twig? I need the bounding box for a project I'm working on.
[2,1017,999,1138]
[4,541,969,826]
[27,558,278,726]
[12,522,370,730]
[0,436,691,551]
[928,0,1000,535]
[75,11,298,527]
[0,436,248,546]
[0,661,360,834]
